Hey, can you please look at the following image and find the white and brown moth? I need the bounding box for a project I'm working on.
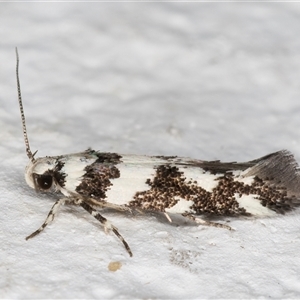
[16,49,300,257]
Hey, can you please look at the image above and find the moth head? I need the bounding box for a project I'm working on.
[25,157,62,192]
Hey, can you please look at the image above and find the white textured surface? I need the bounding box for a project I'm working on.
[1,3,300,299]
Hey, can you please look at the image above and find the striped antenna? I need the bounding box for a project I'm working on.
[16,48,36,163]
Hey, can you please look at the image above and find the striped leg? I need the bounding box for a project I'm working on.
[80,201,133,257]
[26,198,67,240]
[182,213,233,231]
[85,197,133,213]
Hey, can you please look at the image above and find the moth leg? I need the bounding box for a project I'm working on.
[80,201,133,257]
[134,208,144,215]
[164,212,172,223]
[86,198,133,213]
[26,198,68,240]
[102,202,132,213]
[182,213,233,231]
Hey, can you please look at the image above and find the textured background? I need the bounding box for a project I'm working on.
[1,3,300,298]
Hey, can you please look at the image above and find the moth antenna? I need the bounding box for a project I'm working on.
[15,48,36,163]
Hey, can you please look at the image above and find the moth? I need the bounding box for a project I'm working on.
[16,49,300,257]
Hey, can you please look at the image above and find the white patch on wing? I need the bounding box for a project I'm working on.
[165,198,195,214]
[178,166,219,192]
[61,155,98,194]
[105,155,165,205]
[235,194,277,216]
[237,176,255,185]
[232,169,255,185]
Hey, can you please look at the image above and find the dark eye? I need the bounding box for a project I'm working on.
[35,174,53,190]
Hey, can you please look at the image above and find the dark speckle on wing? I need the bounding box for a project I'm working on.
[128,163,291,216]
[76,151,122,199]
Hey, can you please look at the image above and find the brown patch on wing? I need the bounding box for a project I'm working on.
[76,150,122,199]
[191,174,289,215]
[130,165,200,211]
[76,164,120,199]
[129,165,291,216]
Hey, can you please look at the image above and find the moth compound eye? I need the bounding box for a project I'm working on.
[34,174,53,190]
